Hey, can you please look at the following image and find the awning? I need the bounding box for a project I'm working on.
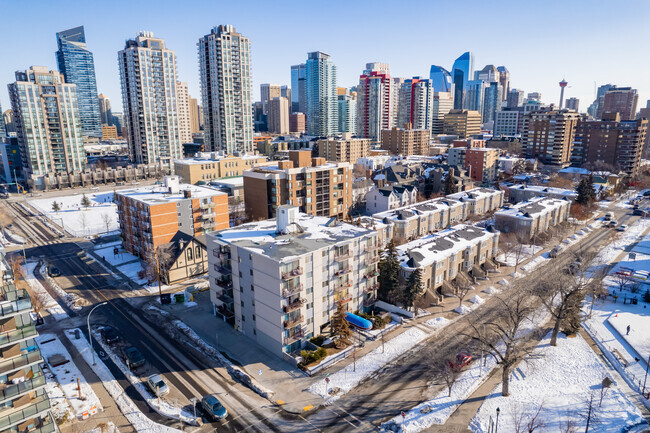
[345,312,372,330]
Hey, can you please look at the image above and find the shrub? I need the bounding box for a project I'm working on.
[309,335,325,347]
[644,290,650,304]
[300,347,327,365]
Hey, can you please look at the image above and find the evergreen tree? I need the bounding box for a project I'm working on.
[81,194,91,209]
[403,268,423,311]
[330,301,351,347]
[378,240,400,302]
[51,201,60,213]
[444,169,455,195]
[576,176,597,205]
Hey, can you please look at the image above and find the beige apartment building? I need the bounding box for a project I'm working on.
[443,109,482,138]
[380,127,430,156]
[494,197,571,239]
[318,133,370,163]
[447,188,505,219]
[174,152,269,184]
[243,150,353,220]
[268,97,290,134]
[176,81,193,144]
[522,109,580,166]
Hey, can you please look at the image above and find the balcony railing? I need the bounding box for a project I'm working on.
[284,315,304,329]
[0,394,50,431]
[214,264,232,275]
[336,296,352,304]
[283,298,305,313]
[334,251,352,261]
[281,267,303,280]
[282,284,302,297]
[0,372,46,403]
[363,297,376,307]
[334,266,351,276]
[0,325,37,348]
[31,412,56,433]
[0,350,42,376]
[364,283,379,293]
[365,244,379,252]
[0,295,32,317]
[201,211,216,219]
[200,202,216,209]
[215,278,232,290]
[283,329,304,345]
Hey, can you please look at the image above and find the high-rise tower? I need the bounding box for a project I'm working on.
[559,79,568,110]
[306,52,337,136]
[451,52,474,110]
[357,63,393,141]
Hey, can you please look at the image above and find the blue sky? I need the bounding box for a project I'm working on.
[1,0,649,114]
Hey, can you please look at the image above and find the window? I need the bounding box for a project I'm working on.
[195,247,201,258]
[252,314,256,321]
[322,296,327,303]
[187,248,193,261]
[241,301,244,307]
[249,269,253,276]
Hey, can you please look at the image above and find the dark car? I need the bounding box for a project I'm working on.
[201,394,228,420]
[47,266,61,277]
[125,347,145,369]
[101,326,120,344]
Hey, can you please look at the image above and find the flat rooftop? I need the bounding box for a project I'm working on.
[174,152,266,165]
[116,184,225,205]
[211,214,375,262]
[507,184,577,197]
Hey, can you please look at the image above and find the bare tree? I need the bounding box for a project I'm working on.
[500,231,529,272]
[453,278,474,308]
[142,244,174,297]
[462,293,536,396]
[558,417,579,433]
[101,213,113,234]
[614,270,633,292]
[580,391,602,433]
[510,402,546,433]
[78,212,89,236]
[437,360,462,397]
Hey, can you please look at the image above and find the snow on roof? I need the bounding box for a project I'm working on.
[211,177,244,187]
[447,187,502,201]
[212,213,376,262]
[117,184,224,205]
[372,197,463,222]
[174,152,266,165]
[507,184,577,196]
[558,167,590,174]
[495,197,569,219]
[397,224,496,269]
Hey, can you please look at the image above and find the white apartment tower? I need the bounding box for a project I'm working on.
[176,81,193,144]
[118,32,183,169]
[306,51,338,136]
[432,91,454,134]
[8,67,86,180]
[356,63,393,141]
[199,25,254,153]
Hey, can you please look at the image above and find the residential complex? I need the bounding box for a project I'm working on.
[494,197,571,239]
[199,25,254,153]
[174,152,269,184]
[306,52,338,136]
[207,205,381,359]
[464,147,499,183]
[601,86,638,120]
[505,184,577,204]
[115,176,229,257]
[397,78,434,130]
[494,109,522,136]
[380,127,430,156]
[366,184,418,213]
[446,187,505,217]
[55,26,102,138]
[522,109,580,166]
[289,113,306,134]
[337,90,357,134]
[317,134,370,163]
[443,109,481,138]
[268,97,290,134]
[8,67,86,184]
[243,150,352,220]
[118,32,183,169]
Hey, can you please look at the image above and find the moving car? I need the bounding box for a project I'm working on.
[201,394,228,420]
[125,347,145,369]
[146,374,170,397]
[448,352,472,370]
[101,326,120,344]
[616,224,628,232]
[47,266,61,277]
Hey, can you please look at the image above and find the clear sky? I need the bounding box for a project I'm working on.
[1,0,649,114]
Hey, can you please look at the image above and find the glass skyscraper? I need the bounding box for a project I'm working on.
[290,64,306,114]
[451,52,474,110]
[56,26,102,138]
[429,65,453,93]
[306,52,338,136]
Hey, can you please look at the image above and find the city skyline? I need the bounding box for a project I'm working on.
[1,0,649,117]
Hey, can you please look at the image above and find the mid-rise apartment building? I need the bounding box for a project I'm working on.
[465,147,499,183]
[116,176,229,257]
[243,150,352,220]
[102,125,118,139]
[0,252,55,432]
[522,110,580,166]
[207,206,381,359]
[494,108,523,136]
[432,92,454,134]
[289,113,306,134]
[601,87,638,120]
[8,67,86,184]
[443,109,482,138]
[174,152,269,184]
[494,197,571,239]
[380,127,430,156]
[317,134,370,163]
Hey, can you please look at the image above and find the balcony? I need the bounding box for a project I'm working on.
[282,284,302,297]
[0,394,50,431]
[364,283,379,293]
[336,296,352,304]
[216,291,233,304]
[334,266,351,276]
[365,244,379,252]
[284,315,304,329]
[30,411,56,433]
[366,255,380,265]
[282,267,303,280]
[201,211,216,219]
[334,251,352,261]
[0,372,46,404]
[0,292,32,317]
[283,329,304,345]
[0,350,42,377]
[283,298,305,313]
[363,297,376,307]
[202,221,217,229]
[0,325,37,348]
[214,264,232,275]
[200,202,215,209]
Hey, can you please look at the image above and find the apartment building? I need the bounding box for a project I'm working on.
[0,252,55,432]
[317,134,370,163]
[380,127,430,156]
[398,224,500,301]
[243,150,352,220]
[494,197,571,239]
[505,184,578,204]
[443,109,481,138]
[116,176,229,257]
[465,147,499,183]
[522,109,580,166]
[494,108,523,136]
[447,187,505,219]
[289,113,306,134]
[102,125,118,140]
[174,152,269,184]
[207,206,381,360]
[365,184,418,213]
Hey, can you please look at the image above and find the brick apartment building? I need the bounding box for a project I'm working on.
[380,127,430,156]
[116,176,229,257]
[317,133,370,163]
[464,147,499,183]
[174,152,269,184]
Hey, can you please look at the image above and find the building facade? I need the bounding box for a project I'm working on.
[306,52,338,136]
[290,64,306,114]
[507,89,524,108]
[8,67,86,183]
[565,97,579,111]
[174,152,269,184]
[522,110,580,166]
[601,87,638,120]
[397,78,433,130]
[356,63,393,142]
[55,26,102,138]
[199,25,254,153]
[452,52,474,110]
[494,109,523,136]
[268,97,290,134]
[432,92,454,134]
[118,32,183,169]
[98,94,112,125]
[317,134,369,163]
[381,127,430,156]
[443,109,481,138]
[482,82,503,123]
[337,91,357,134]
[494,197,571,239]
[465,147,499,183]
[176,82,193,144]
[289,113,306,133]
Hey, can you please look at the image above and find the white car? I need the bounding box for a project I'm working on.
[147,374,170,397]
[616,224,628,232]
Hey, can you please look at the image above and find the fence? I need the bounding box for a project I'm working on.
[304,345,356,376]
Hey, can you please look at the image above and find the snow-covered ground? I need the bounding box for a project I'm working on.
[608,313,650,361]
[87,422,119,433]
[92,243,148,286]
[497,245,542,267]
[470,333,646,433]
[22,262,68,321]
[64,329,182,433]
[35,334,103,420]
[30,192,119,237]
[42,363,73,424]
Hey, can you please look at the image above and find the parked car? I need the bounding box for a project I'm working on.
[448,353,472,370]
[201,394,228,420]
[604,213,612,221]
[608,220,617,228]
[47,266,61,277]
[549,245,564,258]
[616,224,628,232]
[125,347,145,369]
[146,374,170,397]
[101,326,120,344]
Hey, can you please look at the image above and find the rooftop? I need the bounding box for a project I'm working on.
[373,197,463,221]
[447,187,502,201]
[174,152,267,166]
[211,213,375,262]
[495,197,569,219]
[116,184,224,205]
[507,184,577,197]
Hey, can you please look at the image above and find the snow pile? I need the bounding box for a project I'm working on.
[453,304,472,315]
[42,364,72,423]
[93,244,140,268]
[3,228,25,244]
[36,334,103,419]
[593,219,647,266]
[87,423,118,433]
[63,329,182,433]
[309,327,428,403]
[469,295,484,304]
[22,263,68,321]
[497,244,542,267]
[470,333,645,433]
[484,286,499,294]
[607,312,650,361]
[424,317,451,331]
[497,279,510,286]
[519,254,549,274]
[38,266,86,311]
[91,328,199,425]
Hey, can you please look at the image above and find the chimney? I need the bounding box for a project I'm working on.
[183,189,192,198]
[277,205,299,233]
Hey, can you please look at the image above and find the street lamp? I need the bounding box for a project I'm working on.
[87,302,108,365]
[495,407,500,433]
[643,353,650,395]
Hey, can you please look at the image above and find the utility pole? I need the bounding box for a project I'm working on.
[643,353,650,395]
